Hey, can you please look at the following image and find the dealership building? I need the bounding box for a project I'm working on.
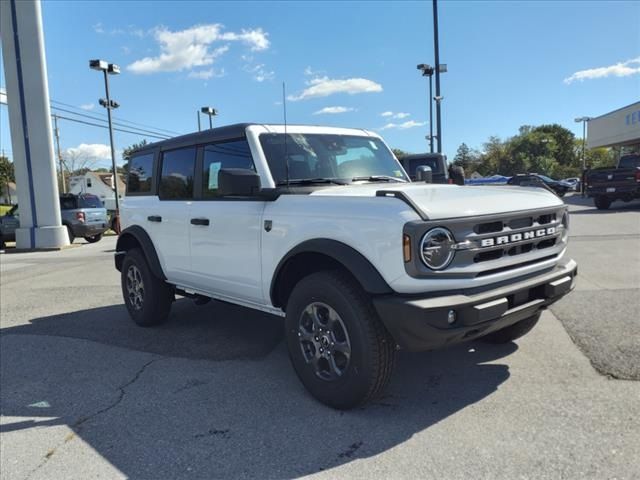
[587,101,640,153]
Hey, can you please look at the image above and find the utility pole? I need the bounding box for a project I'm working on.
[52,114,66,193]
[433,0,443,154]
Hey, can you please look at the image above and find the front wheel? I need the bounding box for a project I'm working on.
[84,233,103,243]
[480,312,541,344]
[66,226,75,244]
[121,248,173,327]
[285,270,397,409]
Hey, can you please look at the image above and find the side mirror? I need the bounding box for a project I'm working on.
[449,165,465,186]
[415,165,433,183]
[218,168,261,196]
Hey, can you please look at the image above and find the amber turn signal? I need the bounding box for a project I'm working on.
[403,234,411,263]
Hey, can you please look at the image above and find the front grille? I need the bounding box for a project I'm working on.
[404,206,568,279]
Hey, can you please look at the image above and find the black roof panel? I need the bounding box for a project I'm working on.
[133,123,256,154]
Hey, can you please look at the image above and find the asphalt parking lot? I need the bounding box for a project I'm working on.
[1,195,639,479]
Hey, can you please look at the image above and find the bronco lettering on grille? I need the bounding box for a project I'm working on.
[480,226,557,248]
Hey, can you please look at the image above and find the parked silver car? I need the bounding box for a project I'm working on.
[0,194,108,248]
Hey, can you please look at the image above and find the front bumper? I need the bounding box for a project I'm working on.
[373,259,577,351]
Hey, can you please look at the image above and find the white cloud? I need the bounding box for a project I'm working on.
[380,120,426,131]
[0,87,7,106]
[188,68,225,80]
[65,143,112,160]
[564,57,640,84]
[244,63,274,82]
[127,24,269,75]
[380,111,410,119]
[79,103,95,111]
[313,106,355,115]
[288,76,383,101]
[93,22,104,34]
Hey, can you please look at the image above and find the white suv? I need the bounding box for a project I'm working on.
[115,123,577,409]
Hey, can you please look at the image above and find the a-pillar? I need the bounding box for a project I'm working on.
[0,0,68,249]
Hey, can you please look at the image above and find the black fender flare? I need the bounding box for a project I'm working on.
[270,238,393,307]
[115,225,166,279]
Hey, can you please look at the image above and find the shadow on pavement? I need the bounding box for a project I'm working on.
[1,300,516,478]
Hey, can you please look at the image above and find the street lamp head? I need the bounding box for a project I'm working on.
[201,106,218,116]
[89,59,109,71]
[107,63,121,75]
[438,64,448,73]
[417,64,434,76]
[574,116,591,123]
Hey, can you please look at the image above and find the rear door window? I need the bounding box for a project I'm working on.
[159,147,196,200]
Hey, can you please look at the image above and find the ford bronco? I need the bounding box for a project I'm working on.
[115,124,577,409]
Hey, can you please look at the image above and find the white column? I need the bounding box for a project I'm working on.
[0,0,68,249]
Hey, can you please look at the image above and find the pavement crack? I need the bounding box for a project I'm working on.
[23,357,162,480]
[74,357,162,429]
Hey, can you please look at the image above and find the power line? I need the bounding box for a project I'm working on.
[50,105,171,139]
[53,114,170,140]
[50,99,182,136]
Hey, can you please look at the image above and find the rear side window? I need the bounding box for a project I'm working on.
[59,196,77,209]
[128,152,155,194]
[202,139,254,197]
[159,147,196,200]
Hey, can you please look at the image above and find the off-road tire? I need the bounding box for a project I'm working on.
[594,196,611,210]
[66,226,75,244]
[84,234,103,243]
[285,270,397,409]
[480,312,541,344]
[121,248,173,327]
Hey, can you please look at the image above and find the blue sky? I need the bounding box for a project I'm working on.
[1,0,639,167]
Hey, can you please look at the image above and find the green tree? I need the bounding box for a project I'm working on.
[453,143,480,172]
[121,139,150,174]
[392,148,411,159]
[0,156,16,203]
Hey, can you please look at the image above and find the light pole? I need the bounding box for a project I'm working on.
[90,59,121,233]
[575,116,591,196]
[433,0,443,154]
[417,64,434,153]
[200,106,218,129]
[197,111,201,131]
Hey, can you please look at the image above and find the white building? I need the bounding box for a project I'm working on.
[587,101,640,152]
[68,171,125,211]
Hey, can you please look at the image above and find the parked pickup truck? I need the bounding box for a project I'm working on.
[586,154,640,209]
[0,193,108,248]
[115,123,577,409]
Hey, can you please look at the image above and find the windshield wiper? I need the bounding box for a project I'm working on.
[351,175,408,183]
[276,178,348,186]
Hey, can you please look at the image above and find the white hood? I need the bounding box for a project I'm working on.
[310,183,564,220]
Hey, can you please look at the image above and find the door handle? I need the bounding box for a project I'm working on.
[190,218,210,226]
[147,215,162,222]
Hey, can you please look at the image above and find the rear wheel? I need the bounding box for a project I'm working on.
[121,248,173,327]
[285,270,397,409]
[84,234,103,243]
[594,196,611,210]
[480,312,541,344]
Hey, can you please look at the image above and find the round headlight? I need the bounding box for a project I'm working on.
[420,227,455,270]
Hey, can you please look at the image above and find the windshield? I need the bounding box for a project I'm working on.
[536,174,554,182]
[259,133,408,185]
